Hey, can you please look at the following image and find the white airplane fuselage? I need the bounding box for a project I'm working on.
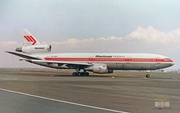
[29,53,174,70]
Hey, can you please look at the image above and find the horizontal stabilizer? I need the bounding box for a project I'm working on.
[6,51,41,60]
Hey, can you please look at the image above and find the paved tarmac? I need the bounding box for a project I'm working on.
[0,68,179,113]
[0,89,123,113]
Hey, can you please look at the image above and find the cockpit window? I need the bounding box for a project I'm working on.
[165,58,171,61]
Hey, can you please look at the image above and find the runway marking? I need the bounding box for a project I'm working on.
[0,88,129,113]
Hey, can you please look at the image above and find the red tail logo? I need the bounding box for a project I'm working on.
[24,36,36,45]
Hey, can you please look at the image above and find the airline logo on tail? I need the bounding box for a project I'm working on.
[24,35,37,45]
[20,28,41,45]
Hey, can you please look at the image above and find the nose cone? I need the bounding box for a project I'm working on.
[168,59,175,67]
[163,58,175,68]
[171,60,175,66]
[165,57,175,67]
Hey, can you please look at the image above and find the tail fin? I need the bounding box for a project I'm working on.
[20,28,41,45]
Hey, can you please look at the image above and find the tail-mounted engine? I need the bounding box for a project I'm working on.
[15,45,51,54]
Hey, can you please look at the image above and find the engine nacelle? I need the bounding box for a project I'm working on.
[85,64,113,74]
[16,45,51,54]
[93,64,108,74]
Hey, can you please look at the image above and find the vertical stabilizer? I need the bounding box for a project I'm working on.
[20,28,41,45]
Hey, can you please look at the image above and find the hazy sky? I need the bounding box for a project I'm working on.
[1,0,180,70]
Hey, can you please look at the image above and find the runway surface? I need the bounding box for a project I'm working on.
[0,68,180,113]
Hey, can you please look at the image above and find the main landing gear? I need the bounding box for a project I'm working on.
[72,72,89,76]
[72,67,89,76]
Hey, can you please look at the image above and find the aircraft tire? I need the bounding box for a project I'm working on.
[72,72,78,76]
[84,72,89,76]
[146,74,150,78]
[72,72,89,76]
[80,72,85,76]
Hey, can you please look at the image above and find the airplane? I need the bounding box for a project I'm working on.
[6,28,175,78]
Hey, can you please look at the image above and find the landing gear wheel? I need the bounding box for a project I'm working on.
[79,72,84,76]
[72,72,89,76]
[84,72,89,76]
[146,74,150,78]
[72,72,78,76]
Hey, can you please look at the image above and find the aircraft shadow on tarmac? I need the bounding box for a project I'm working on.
[52,74,112,77]
[51,74,143,78]
[51,74,180,80]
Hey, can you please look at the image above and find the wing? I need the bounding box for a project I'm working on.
[29,59,92,66]
[6,51,92,68]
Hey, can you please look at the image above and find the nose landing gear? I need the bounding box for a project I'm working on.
[146,74,150,78]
